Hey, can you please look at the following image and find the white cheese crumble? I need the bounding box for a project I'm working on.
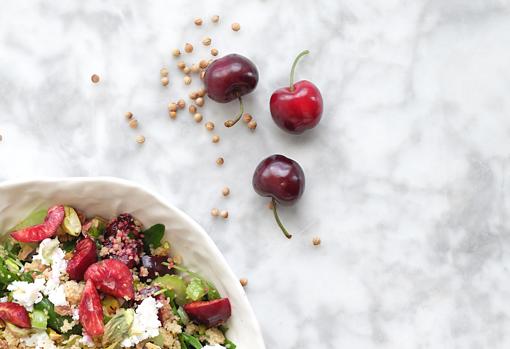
[79,333,95,348]
[7,278,45,311]
[0,296,8,302]
[33,238,61,265]
[121,297,163,347]
[72,307,80,321]
[21,331,57,349]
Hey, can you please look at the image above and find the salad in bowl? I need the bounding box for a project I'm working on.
[0,204,235,349]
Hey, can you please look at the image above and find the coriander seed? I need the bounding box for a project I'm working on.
[194,18,203,26]
[161,77,169,86]
[222,187,230,196]
[202,36,212,46]
[172,49,181,57]
[240,278,248,287]
[191,64,200,73]
[125,112,133,120]
[184,43,193,53]
[177,61,186,70]
[211,15,220,23]
[220,210,229,219]
[205,121,215,131]
[216,157,224,166]
[211,48,219,56]
[197,88,207,97]
[184,76,192,85]
[129,119,138,129]
[169,111,177,119]
[136,135,145,144]
[196,97,204,107]
[91,74,100,83]
[200,71,206,80]
[160,67,169,77]
[177,99,186,109]
[184,67,192,75]
[189,105,197,114]
[242,113,252,123]
[212,135,220,143]
[312,237,321,246]
[189,91,198,100]
[199,59,209,69]
[231,22,240,31]
[248,120,257,130]
[168,103,178,112]
[193,113,203,122]
[211,208,219,217]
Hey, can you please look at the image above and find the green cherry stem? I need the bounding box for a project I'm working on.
[224,97,244,127]
[289,50,310,92]
[271,198,292,239]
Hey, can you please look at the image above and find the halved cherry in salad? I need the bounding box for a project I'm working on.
[79,279,104,337]
[84,259,135,300]
[67,237,98,281]
[184,298,231,327]
[0,302,31,328]
[10,205,65,243]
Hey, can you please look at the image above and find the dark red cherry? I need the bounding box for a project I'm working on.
[252,154,305,239]
[270,50,323,134]
[204,54,259,127]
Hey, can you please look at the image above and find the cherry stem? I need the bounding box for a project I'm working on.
[271,198,292,239]
[289,50,310,92]
[224,97,244,127]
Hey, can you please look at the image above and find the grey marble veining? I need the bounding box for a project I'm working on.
[1,0,510,347]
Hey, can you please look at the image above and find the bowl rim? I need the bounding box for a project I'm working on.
[0,176,266,348]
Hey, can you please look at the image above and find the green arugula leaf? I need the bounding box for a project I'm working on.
[143,224,165,252]
[186,277,207,301]
[224,339,237,349]
[179,333,203,349]
[173,265,221,301]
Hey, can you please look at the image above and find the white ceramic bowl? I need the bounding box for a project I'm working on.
[0,177,265,349]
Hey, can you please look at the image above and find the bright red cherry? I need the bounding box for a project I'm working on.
[253,154,305,239]
[204,54,259,127]
[270,50,323,134]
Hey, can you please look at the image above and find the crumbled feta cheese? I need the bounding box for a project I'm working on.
[21,331,57,349]
[48,284,68,307]
[121,297,162,347]
[33,238,61,265]
[79,333,95,347]
[7,278,45,311]
[72,307,80,320]
[0,296,8,302]
[38,238,69,307]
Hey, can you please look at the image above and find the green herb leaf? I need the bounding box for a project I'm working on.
[186,278,207,301]
[34,298,82,335]
[173,265,221,301]
[179,333,203,349]
[30,309,48,330]
[224,338,237,349]
[153,274,187,305]
[143,224,165,251]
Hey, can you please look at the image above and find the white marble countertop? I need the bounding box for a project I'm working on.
[1,1,510,347]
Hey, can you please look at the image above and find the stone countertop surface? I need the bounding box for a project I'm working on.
[1,1,510,347]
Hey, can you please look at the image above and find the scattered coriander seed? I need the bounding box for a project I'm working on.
[220,210,229,219]
[212,135,220,143]
[193,113,203,122]
[197,88,207,97]
[169,111,177,119]
[161,77,169,86]
[211,208,220,217]
[231,22,241,31]
[205,121,215,131]
[194,18,203,26]
[160,67,169,77]
[211,15,220,23]
[191,64,200,73]
[312,237,321,246]
[216,157,224,166]
[189,105,197,113]
[129,119,138,129]
[91,74,100,83]
[199,60,209,69]
[125,112,133,120]
[240,278,248,287]
[242,113,252,123]
[196,97,204,107]
[248,120,257,130]
[183,67,191,75]
[177,61,186,70]
[202,37,212,46]
[172,49,181,57]
[136,135,145,144]
[211,48,219,56]
[184,76,192,85]
[189,91,199,100]
[200,71,206,80]
[184,43,193,53]
[177,99,186,109]
[168,102,178,112]
[222,187,230,196]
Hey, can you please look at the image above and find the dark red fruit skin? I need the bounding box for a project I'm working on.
[140,255,174,280]
[0,302,31,328]
[67,238,98,281]
[270,80,323,134]
[204,54,259,103]
[184,298,231,327]
[84,259,135,300]
[11,205,65,243]
[79,279,104,337]
[252,155,305,205]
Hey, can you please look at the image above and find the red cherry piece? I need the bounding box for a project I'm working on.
[270,50,323,134]
[0,302,31,328]
[79,279,104,337]
[253,154,305,239]
[184,298,231,327]
[11,205,65,243]
[84,259,135,300]
[67,238,98,281]
[204,54,258,103]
